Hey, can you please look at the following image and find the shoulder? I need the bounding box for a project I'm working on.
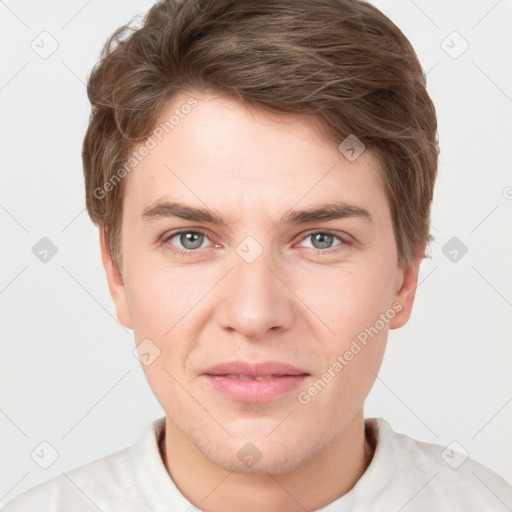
[365,418,512,511]
[0,417,171,512]
[1,446,149,512]
[2,417,196,512]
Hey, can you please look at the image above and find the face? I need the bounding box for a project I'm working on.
[101,91,421,474]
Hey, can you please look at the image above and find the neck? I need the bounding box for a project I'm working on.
[159,411,373,512]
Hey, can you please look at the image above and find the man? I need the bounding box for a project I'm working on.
[4,0,512,510]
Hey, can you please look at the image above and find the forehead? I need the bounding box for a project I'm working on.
[122,91,389,224]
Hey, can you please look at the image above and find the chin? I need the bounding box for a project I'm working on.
[206,449,304,475]
[199,431,326,476]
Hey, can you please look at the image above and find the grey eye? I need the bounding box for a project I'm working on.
[179,232,205,250]
[310,233,336,250]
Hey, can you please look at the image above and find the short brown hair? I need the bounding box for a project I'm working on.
[83,0,439,269]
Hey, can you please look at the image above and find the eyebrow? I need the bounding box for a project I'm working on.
[141,200,373,226]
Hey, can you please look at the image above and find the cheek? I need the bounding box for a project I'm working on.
[299,261,397,342]
[125,262,208,382]
[295,261,395,411]
[125,268,194,410]
[124,258,198,334]
[298,324,388,424]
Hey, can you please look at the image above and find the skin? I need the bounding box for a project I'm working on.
[100,91,423,512]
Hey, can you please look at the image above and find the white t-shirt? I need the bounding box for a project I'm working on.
[3,417,512,511]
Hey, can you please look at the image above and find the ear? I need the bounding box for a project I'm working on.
[99,228,133,329]
[389,243,425,330]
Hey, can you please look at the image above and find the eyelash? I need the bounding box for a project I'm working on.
[160,229,350,257]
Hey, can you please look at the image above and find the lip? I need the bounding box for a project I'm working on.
[203,360,308,377]
[201,360,309,403]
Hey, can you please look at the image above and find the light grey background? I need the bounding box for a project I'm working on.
[1,0,511,505]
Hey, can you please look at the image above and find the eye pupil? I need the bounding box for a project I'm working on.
[312,233,333,250]
[181,232,203,249]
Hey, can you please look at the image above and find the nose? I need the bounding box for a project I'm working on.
[215,245,295,340]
